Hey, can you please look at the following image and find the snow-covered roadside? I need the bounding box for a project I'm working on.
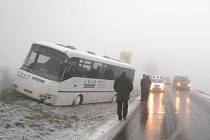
[85,96,141,140]
[0,90,140,140]
[193,89,210,100]
[49,96,141,140]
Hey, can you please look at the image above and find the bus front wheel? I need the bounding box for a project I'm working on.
[73,95,83,106]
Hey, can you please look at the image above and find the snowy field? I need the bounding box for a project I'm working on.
[0,67,140,140]
[0,89,139,140]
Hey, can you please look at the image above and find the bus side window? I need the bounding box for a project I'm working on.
[104,65,114,80]
[62,57,79,81]
[97,63,105,79]
[77,59,91,78]
[113,66,120,79]
[113,66,124,80]
[89,62,104,79]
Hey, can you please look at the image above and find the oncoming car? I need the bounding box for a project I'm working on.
[150,78,165,92]
[163,77,172,85]
[173,76,191,91]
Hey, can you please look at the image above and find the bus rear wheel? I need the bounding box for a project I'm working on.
[73,95,82,106]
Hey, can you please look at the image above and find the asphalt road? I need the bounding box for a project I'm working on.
[113,87,210,140]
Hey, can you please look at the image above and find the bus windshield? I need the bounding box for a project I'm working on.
[21,44,68,81]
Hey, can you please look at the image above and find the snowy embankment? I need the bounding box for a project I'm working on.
[0,67,140,140]
[194,89,210,100]
[0,89,140,140]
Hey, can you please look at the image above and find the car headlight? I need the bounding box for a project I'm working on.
[177,83,181,86]
[150,84,154,89]
[160,84,164,89]
[188,83,192,87]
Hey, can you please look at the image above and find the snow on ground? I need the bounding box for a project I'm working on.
[194,89,210,100]
[0,90,140,140]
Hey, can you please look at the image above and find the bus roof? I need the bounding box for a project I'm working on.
[34,41,135,70]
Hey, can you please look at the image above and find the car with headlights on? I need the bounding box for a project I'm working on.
[173,76,191,91]
[150,78,165,92]
[163,77,172,85]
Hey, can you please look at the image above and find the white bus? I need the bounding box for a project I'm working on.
[13,42,135,106]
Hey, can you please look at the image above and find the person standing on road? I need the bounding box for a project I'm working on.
[114,72,133,121]
[140,74,147,102]
[145,75,151,103]
[140,74,151,105]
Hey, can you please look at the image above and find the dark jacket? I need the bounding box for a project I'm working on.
[114,74,133,101]
[140,77,151,92]
[140,77,151,101]
[140,77,147,92]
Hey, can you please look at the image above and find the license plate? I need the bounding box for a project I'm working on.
[24,88,33,94]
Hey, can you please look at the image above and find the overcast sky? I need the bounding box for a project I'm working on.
[0,0,210,91]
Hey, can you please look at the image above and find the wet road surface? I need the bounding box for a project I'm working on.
[114,87,210,140]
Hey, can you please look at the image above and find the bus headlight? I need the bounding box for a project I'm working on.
[188,83,192,87]
[177,83,181,86]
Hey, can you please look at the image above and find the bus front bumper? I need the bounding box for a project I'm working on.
[13,82,56,105]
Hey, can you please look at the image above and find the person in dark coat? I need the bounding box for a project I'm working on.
[140,74,151,105]
[145,75,151,102]
[114,72,133,121]
[140,74,147,101]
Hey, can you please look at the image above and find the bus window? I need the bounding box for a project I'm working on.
[37,55,50,64]
[104,65,114,80]
[77,59,91,78]
[89,62,104,79]
[62,57,79,81]
[88,68,98,78]
[82,60,91,71]
[23,52,37,67]
[113,66,125,79]
[21,44,67,81]
[113,66,120,79]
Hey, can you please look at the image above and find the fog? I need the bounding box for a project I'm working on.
[0,0,210,92]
